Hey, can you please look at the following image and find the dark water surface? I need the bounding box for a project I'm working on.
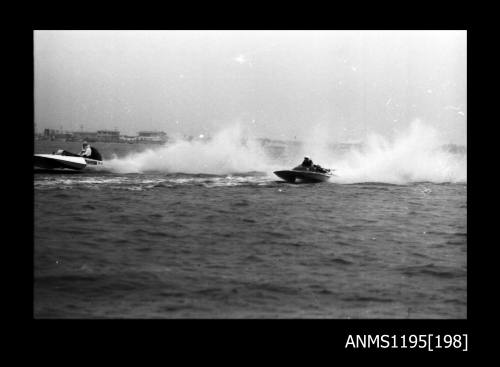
[34,168,466,318]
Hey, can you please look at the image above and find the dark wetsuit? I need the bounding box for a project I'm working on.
[89,147,103,161]
[301,158,313,168]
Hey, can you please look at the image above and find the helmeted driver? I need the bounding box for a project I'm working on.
[301,156,313,168]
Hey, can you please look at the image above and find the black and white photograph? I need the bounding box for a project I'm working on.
[33,30,467,320]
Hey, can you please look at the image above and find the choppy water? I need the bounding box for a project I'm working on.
[34,168,466,318]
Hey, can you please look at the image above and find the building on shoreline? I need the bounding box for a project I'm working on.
[37,128,172,144]
[136,131,168,144]
[120,135,139,143]
[97,130,120,143]
[70,131,98,142]
[43,128,73,141]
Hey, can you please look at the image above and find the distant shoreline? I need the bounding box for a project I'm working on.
[34,137,466,155]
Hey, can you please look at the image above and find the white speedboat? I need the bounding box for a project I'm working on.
[34,149,104,171]
[274,165,334,183]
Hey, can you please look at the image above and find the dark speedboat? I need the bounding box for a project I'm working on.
[274,165,334,183]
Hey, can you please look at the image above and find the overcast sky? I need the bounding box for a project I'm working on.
[34,30,466,144]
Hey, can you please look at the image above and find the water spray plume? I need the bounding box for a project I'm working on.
[107,124,272,174]
[329,120,466,184]
[107,120,466,184]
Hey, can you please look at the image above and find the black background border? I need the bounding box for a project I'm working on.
[12,6,477,356]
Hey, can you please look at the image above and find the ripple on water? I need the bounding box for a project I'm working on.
[35,174,467,318]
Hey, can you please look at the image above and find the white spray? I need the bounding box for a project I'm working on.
[106,120,466,184]
[106,124,273,174]
[323,120,466,184]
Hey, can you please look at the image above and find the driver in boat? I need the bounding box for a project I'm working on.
[300,157,329,173]
[79,142,103,161]
[301,157,314,171]
[301,156,313,169]
[79,142,92,157]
